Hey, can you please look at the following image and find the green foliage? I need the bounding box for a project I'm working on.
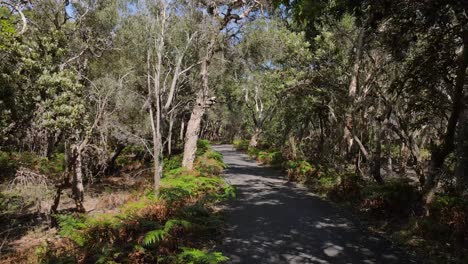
[286,160,314,182]
[194,150,226,176]
[257,150,284,167]
[38,70,86,132]
[160,172,226,203]
[233,139,249,151]
[177,248,229,264]
[422,194,468,242]
[0,7,15,50]
[164,154,183,171]
[43,146,234,263]
[143,219,192,246]
[361,179,420,217]
[196,139,211,156]
[55,214,88,247]
[0,151,17,177]
[247,147,260,159]
[0,150,65,180]
[0,192,31,215]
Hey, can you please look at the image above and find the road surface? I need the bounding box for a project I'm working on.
[213,145,416,264]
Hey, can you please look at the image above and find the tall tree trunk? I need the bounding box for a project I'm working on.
[423,29,468,204]
[179,120,185,142]
[343,29,365,153]
[371,124,385,185]
[289,133,297,160]
[168,112,174,156]
[72,145,85,212]
[182,35,216,169]
[249,127,261,148]
[182,92,206,169]
[455,108,468,191]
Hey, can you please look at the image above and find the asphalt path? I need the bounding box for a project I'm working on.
[213,145,417,264]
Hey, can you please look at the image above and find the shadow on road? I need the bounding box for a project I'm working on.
[213,145,416,264]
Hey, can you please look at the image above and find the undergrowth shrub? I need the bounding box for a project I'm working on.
[326,173,363,202]
[247,147,259,159]
[360,179,420,218]
[418,194,468,244]
[37,145,231,264]
[193,150,226,176]
[196,139,211,156]
[232,139,249,151]
[0,192,33,216]
[177,248,229,264]
[164,154,183,172]
[286,160,315,182]
[115,145,147,170]
[0,151,65,181]
[256,150,283,167]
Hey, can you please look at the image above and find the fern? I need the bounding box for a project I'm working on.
[55,214,88,246]
[143,219,192,246]
[177,247,229,264]
[143,229,166,245]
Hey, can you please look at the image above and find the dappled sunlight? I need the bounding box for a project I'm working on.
[213,145,416,264]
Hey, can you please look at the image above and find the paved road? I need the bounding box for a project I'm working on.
[213,145,417,264]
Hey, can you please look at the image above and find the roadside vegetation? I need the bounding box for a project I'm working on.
[1,140,232,263]
[1,0,467,263]
[234,139,467,263]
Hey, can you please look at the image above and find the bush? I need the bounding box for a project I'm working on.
[177,248,228,264]
[326,173,363,202]
[233,139,249,151]
[256,150,283,167]
[164,154,183,172]
[247,147,259,159]
[193,150,226,176]
[37,147,233,264]
[0,151,17,177]
[360,179,420,218]
[196,139,211,157]
[286,160,315,183]
[0,151,65,182]
[420,194,468,243]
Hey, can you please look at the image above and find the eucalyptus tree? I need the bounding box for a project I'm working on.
[181,0,266,169]
[230,18,311,147]
[0,0,120,212]
[142,0,200,192]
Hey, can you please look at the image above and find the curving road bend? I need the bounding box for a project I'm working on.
[213,145,417,264]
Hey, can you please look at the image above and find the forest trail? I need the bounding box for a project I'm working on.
[213,145,416,264]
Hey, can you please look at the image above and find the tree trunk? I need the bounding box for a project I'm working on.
[182,34,216,169]
[182,93,205,169]
[168,112,174,156]
[72,146,85,212]
[343,29,365,154]
[455,108,468,191]
[423,29,468,204]
[105,144,125,175]
[249,127,261,148]
[289,133,297,160]
[371,128,384,185]
[400,143,409,173]
[179,120,185,142]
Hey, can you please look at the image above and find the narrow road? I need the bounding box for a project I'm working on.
[213,145,416,264]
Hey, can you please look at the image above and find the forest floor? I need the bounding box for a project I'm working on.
[0,174,143,260]
[214,145,419,264]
